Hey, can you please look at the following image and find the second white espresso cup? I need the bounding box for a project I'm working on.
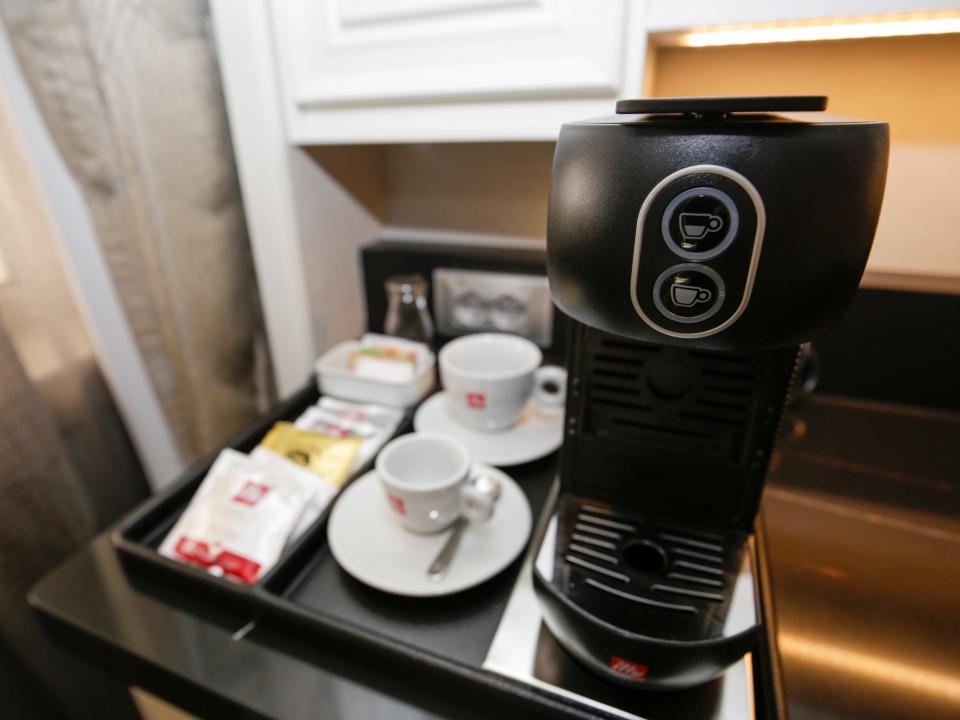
[440,333,563,431]
[376,433,494,533]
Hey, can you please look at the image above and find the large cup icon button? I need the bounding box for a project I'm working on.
[652,264,726,324]
[662,186,738,260]
[678,212,723,242]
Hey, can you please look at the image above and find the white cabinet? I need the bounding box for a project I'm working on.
[269,0,645,143]
[268,0,960,144]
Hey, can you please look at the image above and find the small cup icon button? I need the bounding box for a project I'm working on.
[670,283,712,307]
[662,187,739,260]
[652,264,726,324]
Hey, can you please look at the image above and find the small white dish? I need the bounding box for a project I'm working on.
[328,464,531,597]
[414,392,563,467]
[316,334,435,407]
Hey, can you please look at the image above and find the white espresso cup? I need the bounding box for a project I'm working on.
[376,433,494,533]
[439,333,565,431]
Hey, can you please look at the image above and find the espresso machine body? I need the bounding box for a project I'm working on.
[534,97,888,689]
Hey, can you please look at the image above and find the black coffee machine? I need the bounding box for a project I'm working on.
[532,96,888,690]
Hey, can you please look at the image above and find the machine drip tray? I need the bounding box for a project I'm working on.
[483,489,758,719]
[541,495,755,644]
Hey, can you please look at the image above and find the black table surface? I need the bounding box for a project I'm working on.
[30,393,960,720]
[35,532,507,720]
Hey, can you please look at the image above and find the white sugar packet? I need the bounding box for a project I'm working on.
[249,446,338,543]
[294,396,403,471]
[159,449,314,583]
[351,353,416,383]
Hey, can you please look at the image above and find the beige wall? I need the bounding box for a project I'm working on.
[652,34,960,144]
[309,34,960,290]
[307,142,555,239]
[652,34,960,290]
[382,142,555,239]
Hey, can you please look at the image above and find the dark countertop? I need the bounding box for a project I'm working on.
[34,532,491,720]
[32,455,567,720]
[30,393,959,720]
[31,449,774,720]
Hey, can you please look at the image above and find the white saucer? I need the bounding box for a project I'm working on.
[328,464,531,597]
[414,392,563,466]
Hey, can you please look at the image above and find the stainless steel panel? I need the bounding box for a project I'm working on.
[432,268,553,346]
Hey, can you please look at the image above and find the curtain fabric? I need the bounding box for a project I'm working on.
[0,0,274,461]
[0,323,139,720]
[0,1,275,717]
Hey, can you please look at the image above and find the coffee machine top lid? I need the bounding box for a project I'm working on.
[614,95,828,116]
[546,94,889,350]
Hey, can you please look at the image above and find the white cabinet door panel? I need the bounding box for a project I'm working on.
[270,0,639,142]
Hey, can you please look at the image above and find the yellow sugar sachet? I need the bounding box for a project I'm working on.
[259,422,360,486]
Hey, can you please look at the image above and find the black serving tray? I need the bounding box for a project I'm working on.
[253,453,596,720]
[111,381,602,718]
[257,454,557,667]
[111,380,783,720]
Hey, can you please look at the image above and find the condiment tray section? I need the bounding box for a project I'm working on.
[112,381,407,609]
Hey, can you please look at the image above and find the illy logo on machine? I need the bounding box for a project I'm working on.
[609,656,649,681]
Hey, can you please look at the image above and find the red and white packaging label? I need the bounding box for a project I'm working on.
[232,481,271,506]
[159,449,316,584]
[466,392,486,410]
[172,538,263,584]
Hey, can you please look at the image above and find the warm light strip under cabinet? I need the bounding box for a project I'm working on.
[670,12,960,47]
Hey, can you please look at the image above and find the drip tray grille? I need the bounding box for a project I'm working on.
[546,495,754,643]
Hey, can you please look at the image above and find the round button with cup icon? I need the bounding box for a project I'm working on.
[652,263,726,324]
[661,186,739,261]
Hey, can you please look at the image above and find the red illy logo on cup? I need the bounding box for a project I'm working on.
[387,494,406,515]
[466,392,486,410]
[609,656,648,681]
